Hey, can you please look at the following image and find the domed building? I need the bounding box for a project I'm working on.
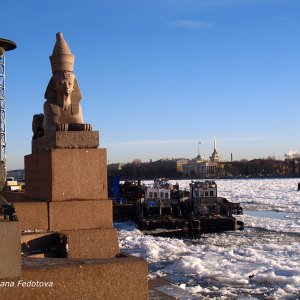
[182,138,221,178]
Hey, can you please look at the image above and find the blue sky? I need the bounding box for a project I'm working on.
[2,0,300,169]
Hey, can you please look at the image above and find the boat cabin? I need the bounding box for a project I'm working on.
[189,181,219,215]
[145,179,171,206]
[143,179,172,215]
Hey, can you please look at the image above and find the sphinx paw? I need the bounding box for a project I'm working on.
[56,123,69,131]
[84,124,92,131]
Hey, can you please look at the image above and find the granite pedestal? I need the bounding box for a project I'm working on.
[9,130,148,299]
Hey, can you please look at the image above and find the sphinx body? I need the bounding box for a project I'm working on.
[33,32,91,139]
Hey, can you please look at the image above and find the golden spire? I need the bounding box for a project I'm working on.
[214,136,217,152]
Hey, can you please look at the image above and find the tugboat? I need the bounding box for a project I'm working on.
[186,180,243,236]
[135,179,189,236]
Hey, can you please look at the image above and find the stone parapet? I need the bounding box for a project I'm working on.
[0,256,148,300]
[0,222,21,279]
[32,131,99,153]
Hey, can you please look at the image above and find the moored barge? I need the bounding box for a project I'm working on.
[186,180,244,236]
[135,179,189,235]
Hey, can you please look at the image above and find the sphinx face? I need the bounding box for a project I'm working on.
[53,71,75,97]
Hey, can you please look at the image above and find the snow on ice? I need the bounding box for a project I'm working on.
[115,178,300,299]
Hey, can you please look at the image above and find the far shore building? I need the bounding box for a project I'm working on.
[176,159,189,172]
[182,158,219,178]
[182,138,221,178]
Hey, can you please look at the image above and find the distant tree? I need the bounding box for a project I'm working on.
[244,163,249,176]
[132,159,142,165]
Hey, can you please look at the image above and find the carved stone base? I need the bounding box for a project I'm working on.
[32,131,99,153]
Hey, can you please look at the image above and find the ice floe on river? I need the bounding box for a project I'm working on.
[115,178,300,299]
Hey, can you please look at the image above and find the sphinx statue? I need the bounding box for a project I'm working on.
[32,32,92,139]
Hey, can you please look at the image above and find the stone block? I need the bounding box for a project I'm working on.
[60,228,119,259]
[14,202,49,232]
[49,200,112,231]
[24,151,52,201]
[32,131,99,154]
[0,256,148,300]
[0,222,21,279]
[25,148,108,201]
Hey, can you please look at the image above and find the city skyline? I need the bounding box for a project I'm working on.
[2,0,300,170]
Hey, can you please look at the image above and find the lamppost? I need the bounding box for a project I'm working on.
[0,37,17,181]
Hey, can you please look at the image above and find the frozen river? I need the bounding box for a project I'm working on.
[115,178,300,299]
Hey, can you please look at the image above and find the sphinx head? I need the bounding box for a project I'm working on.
[48,33,76,109]
[53,71,75,96]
